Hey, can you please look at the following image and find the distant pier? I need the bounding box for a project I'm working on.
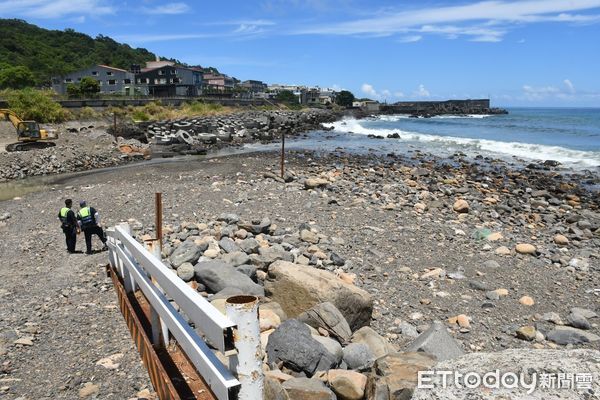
[380,99,508,116]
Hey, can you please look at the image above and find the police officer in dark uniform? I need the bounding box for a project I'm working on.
[58,199,78,253]
[77,200,108,255]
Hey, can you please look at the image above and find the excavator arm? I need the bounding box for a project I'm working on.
[0,109,24,128]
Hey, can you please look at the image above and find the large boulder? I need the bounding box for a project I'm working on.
[298,302,352,343]
[264,376,289,400]
[265,261,373,331]
[343,343,375,371]
[266,319,338,376]
[282,377,336,400]
[411,349,600,400]
[169,240,207,267]
[176,262,195,282]
[194,260,264,296]
[351,326,397,359]
[327,370,367,400]
[546,326,600,345]
[374,352,437,400]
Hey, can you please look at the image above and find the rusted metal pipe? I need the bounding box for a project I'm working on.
[155,192,163,251]
[225,295,263,400]
[280,131,285,179]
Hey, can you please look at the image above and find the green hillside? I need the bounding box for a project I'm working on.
[0,19,157,85]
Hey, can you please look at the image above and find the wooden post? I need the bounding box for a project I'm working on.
[155,192,163,251]
[113,111,117,135]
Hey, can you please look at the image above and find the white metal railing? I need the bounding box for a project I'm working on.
[106,223,263,400]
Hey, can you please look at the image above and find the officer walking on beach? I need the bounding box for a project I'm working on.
[58,199,79,253]
[77,200,108,254]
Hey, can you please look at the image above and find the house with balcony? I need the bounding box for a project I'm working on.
[52,64,135,95]
[238,80,267,93]
[202,73,235,93]
[135,62,203,97]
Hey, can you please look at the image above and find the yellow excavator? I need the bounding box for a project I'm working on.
[0,109,58,152]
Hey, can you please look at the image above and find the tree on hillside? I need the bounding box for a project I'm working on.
[276,90,298,104]
[0,65,35,89]
[335,90,355,107]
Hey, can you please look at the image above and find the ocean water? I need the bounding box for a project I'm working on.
[311,108,600,169]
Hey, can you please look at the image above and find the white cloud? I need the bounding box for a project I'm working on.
[564,79,576,93]
[414,84,431,98]
[116,33,215,43]
[361,84,406,100]
[361,83,378,97]
[0,0,114,18]
[522,79,582,100]
[142,2,190,15]
[209,19,276,27]
[398,35,422,43]
[296,0,600,42]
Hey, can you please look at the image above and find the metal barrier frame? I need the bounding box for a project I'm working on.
[106,223,241,400]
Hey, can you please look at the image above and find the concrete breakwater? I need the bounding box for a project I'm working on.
[380,99,508,117]
[112,109,341,154]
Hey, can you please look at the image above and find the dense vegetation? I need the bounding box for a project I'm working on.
[0,19,157,86]
[1,89,71,122]
[335,90,355,107]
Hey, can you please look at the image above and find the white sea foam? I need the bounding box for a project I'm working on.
[376,114,492,122]
[323,118,600,168]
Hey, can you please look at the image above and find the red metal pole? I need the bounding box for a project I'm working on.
[155,192,163,251]
[280,131,285,179]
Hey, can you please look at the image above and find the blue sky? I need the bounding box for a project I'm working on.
[1,0,600,106]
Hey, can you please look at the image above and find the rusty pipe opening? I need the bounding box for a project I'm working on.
[225,295,258,305]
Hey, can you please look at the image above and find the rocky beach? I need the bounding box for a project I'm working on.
[0,110,599,399]
[0,109,340,182]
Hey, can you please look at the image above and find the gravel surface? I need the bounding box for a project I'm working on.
[0,148,598,399]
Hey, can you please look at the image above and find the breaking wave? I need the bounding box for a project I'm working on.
[323,118,600,167]
[377,114,492,122]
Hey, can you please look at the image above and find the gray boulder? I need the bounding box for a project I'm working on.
[169,240,207,267]
[343,343,375,371]
[217,213,239,224]
[546,326,600,345]
[219,237,240,254]
[221,251,250,267]
[194,260,264,296]
[566,312,591,330]
[406,321,464,361]
[176,262,195,282]
[312,335,343,366]
[238,218,271,234]
[266,319,338,376]
[258,245,294,264]
[298,302,352,344]
[239,238,260,254]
